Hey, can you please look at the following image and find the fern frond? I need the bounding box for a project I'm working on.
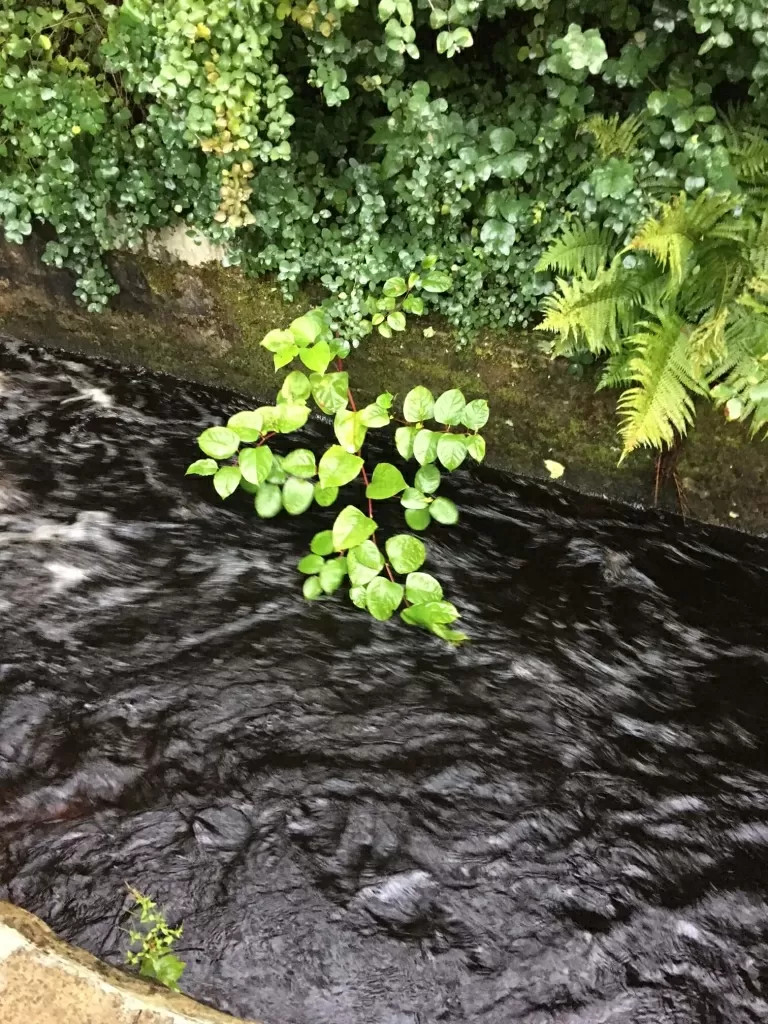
[628,192,738,287]
[688,306,729,373]
[579,113,646,159]
[536,222,615,277]
[709,309,768,436]
[617,312,707,459]
[683,237,748,315]
[725,125,768,184]
[597,349,634,391]
[538,264,640,356]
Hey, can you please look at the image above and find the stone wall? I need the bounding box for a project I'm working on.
[1,234,766,534]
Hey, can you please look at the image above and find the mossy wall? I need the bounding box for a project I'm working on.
[1,236,765,534]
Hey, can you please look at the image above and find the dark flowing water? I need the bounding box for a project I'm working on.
[2,338,768,1024]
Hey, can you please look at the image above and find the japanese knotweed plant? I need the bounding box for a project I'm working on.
[125,887,185,991]
[186,260,488,643]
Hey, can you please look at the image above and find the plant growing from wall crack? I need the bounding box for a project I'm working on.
[186,261,488,642]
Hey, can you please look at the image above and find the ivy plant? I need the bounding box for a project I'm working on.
[187,265,488,642]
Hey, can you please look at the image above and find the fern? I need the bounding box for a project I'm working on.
[628,192,738,288]
[597,349,634,391]
[617,312,708,459]
[579,113,646,159]
[536,222,615,278]
[708,310,768,436]
[687,306,729,373]
[538,263,638,356]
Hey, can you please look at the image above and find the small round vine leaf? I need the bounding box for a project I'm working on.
[186,458,218,476]
[405,571,444,604]
[303,576,323,600]
[276,404,310,433]
[403,386,435,423]
[214,465,242,499]
[466,435,486,462]
[387,311,406,332]
[300,340,332,374]
[332,505,378,551]
[437,435,467,471]
[405,507,431,531]
[282,477,315,515]
[413,429,438,465]
[430,497,459,524]
[366,576,405,621]
[415,464,441,493]
[385,534,426,574]
[401,600,459,627]
[298,554,325,574]
[395,426,417,460]
[366,462,407,500]
[319,446,364,489]
[267,456,287,485]
[281,370,312,403]
[433,389,466,425]
[320,557,347,594]
[311,530,334,555]
[283,448,317,479]
[255,483,282,519]
[227,411,263,442]
[239,446,274,486]
[314,483,339,507]
[347,539,384,586]
[198,426,240,459]
[401,487,429,509]
[349,586,368,610]
[462,399,490,431]
[420,270,452,293]
[382,275,407,297]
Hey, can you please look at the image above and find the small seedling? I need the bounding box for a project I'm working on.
[125,886,186,991]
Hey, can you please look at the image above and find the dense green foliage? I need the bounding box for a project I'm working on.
[187,264,488,642]
[125,887,186,991]
[2,0,767,337]
[538,190,768,457]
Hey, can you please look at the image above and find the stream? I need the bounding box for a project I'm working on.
[2,337,768,1023]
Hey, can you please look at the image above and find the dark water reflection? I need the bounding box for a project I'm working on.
[2,338,768,1023]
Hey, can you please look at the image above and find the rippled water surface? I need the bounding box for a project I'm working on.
[2,339,768,1023]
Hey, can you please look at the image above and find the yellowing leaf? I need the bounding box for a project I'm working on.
[544,459,565,479]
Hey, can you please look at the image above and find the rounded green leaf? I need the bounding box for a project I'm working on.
[214,465,242,499]
[382,276,407,297]
[186,458,218,477]
[366,576,405,621]
[437,435,467,471]
[405,571,444,605]
[303,575,323,600]
[282,476,315,515]
[347,539,384,586]
[431,623,468,645]
[395,426,417,460]
[376,392,394,410]
[310,372,349,415]
[314,483,339,507]
[274,343,299,370]
[311,530,334,555]
[349,586,368,610]
[320,557,347,594]
[227,411,264,442]
[255,483,283,518]
[401,487,429,509]
[276,404,310,433]
[239,478,259,494]
[334,408,367,453]
[280,371,312,403]
[261,328,295,352]
[461,399,489,431]
[413,429,439,465]
[366,462,407,500]
[405,507,431,531]
[289,314,323,347]
[466,435,486,462]
[429,496,459,524]
[332,505,378,551]
[420,270,452,293]
[318,446,364,489]
[385,534,426,574]
[282,448,317,479]
[198,426,240,459]
[300,341,331,374]
[239,446,274,486]
[298,554,325,574]
[401,600,459,627]
[360,403,390,428]
[433,389,466,426]
[414,464,441,494]
[387,311,406,332]
[403,386,435,423]
[267,455,287,485]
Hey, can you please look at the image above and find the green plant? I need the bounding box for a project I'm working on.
[537,190,768,458]
[125,887,185,991]
[187,261,487,642]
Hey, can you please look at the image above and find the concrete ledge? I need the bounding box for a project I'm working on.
[0,901,256,1024]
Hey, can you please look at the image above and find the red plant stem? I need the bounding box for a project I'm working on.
[336,356,395,583]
